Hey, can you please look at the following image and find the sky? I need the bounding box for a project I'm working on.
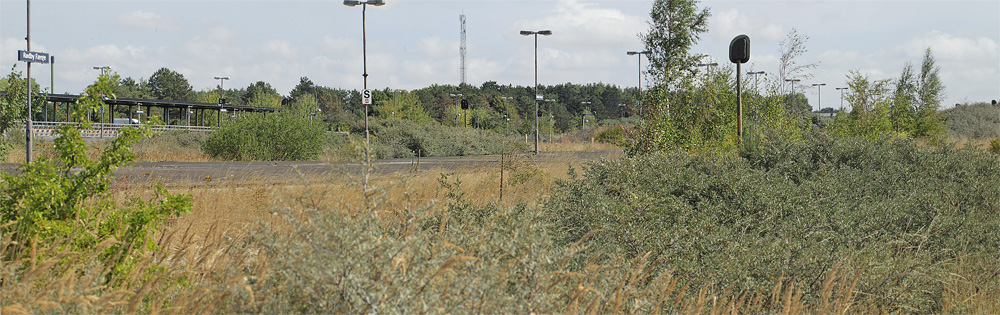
[1,0,998,110]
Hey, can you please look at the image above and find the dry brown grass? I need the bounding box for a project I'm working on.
[6,136,998,313]
[541,141,620,152]
[122,151,576,242]
[3,137,212,163]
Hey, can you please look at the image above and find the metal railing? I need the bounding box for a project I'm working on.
[29,122,213,138]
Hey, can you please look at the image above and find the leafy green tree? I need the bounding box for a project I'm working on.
[1,65,45,136]
[831,70,893,138]
[891,62,918,134]
[777,28,819,94]
[244,81,281,108]
[631,0,710,154]
[374,90,433,124]
[146,67,194,101]
[913,48,946,140]
[113,76,150,99]
[289,76,316,104]
[642,0,710,90]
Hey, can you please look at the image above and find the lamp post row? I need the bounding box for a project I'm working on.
[37,0,853,160]
[520,29,551,155]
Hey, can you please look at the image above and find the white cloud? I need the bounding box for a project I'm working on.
[514,0,646,47]
[320,36,359,55]
[903,31,999,61]
[709,9,783,42]
[206,27,236,43]
[262,40,297,58]
[418,36,457,58]
[116,10,179,31]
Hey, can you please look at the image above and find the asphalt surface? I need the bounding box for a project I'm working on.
[1,150,624,186]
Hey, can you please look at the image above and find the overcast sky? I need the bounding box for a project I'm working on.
[2,0,998,110]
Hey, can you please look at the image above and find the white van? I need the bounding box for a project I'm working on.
[112,118,142,125]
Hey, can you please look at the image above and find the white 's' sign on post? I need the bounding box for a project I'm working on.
[362,89,372,105]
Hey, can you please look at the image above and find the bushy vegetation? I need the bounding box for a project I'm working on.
[211,173,865,314]
[547,130,1000,313]
[1,71,191,285]
[355,118,511,159]
[943,102,1000,140]
[202,109,325,161]
[595,125,626,145]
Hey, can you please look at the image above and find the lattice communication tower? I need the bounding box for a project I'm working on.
[460,14,467,85]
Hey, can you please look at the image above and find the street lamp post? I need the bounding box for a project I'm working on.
[785,79,801,108]
[836,87,848,115]
[580,101,591,129]
[345,0,385,161]
[214,76,229,125]
[626,50,650,120]
[522,30,552,154]
[93,66,110,76]
[747,71,765,91]
[25,0,33,162]
[812,83,826,112]
[696,62,718,75]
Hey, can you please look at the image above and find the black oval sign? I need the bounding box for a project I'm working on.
[729,35,750,64]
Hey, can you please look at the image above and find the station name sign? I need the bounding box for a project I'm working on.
[18,50,50,64]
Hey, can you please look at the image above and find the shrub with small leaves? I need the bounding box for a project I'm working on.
[1,70,191,281]
[546,129,1000,313]
[202,108,325,161]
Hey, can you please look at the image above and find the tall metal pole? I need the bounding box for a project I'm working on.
[836,87,848,115]
[812,83,826,111]
[25,0,33,163]
[627,51,650,121]
[534,33,539,154]
[737,62,743,143]
[522,30,550,154]
[637,54,642,120]
[363,3,369,149]
[785,79,800,109]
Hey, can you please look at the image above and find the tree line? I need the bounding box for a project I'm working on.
[79,67,648,135]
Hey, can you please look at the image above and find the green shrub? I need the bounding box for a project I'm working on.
[352,118,510,159]
[990,137,1000,155]
[1,71,191,280]
[943,102,1000,140]
[202,110,325,161]
[545,130,1000,312]
[226,176,569,313]
[594,125,625,145]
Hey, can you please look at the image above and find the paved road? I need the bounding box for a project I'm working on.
[1,150,624,186]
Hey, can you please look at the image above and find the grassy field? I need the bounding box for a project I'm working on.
[3,126,999,313]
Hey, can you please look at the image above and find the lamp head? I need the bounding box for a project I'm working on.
[520,30,533,36]
[343,0,361,6]
[368,0,385,6]
[627,51,638,55]
[538,30,552,36]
